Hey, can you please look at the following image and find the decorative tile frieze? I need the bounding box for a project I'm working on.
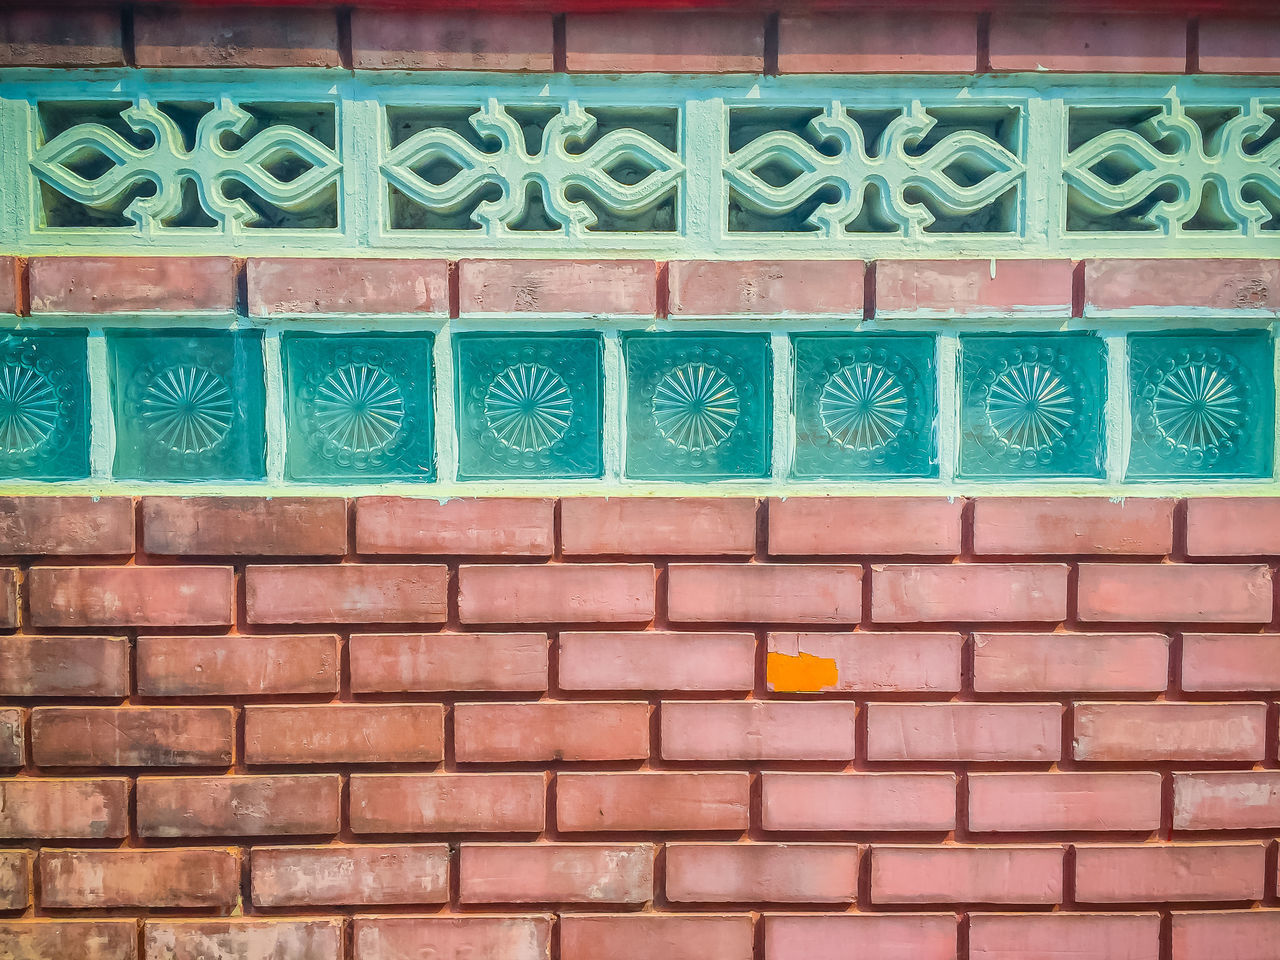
[0,328,89,480]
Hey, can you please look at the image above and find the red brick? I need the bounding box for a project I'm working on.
[357,497,553,555]
[1075,843,1266,902]
[0,496,134,555]
[557,772,750,832]
[28,256,236,314]
[143,920,343,960]
[246,563,447,624]
[973,632,1170,693]
[877,260,1073,316]
[969,772,1162,833]
[666,843,858,904]
[40,847,239,908]
[32,706,234,767]
[459,259,657,316]
[970,913,1160,960]
[989,14,1187,72]
[1186,498,1280,556]
[134,7,339,67]
[0,921,138,960]
[143,496,346,556]
[779,12,977,73]
[245,704,443,765]
[458,563,654,624]
[350,632,548,693]
[668,260,863,317]
[1172,910,1280,960]
[866,702,1062,762]
[354,916,552,960]
[0,778,128,839]
[0,850,28,910]
[1074,702,1268,762]
[872,563,1068,623]
[251,844,448,906]
[352,11,553,70]
[460,843,654,904]
[566,13,763,72]
[0,568,13,628]
[669,563,862,624]
[455,701,649,763]
[247,258,449,315]
[137,774,340,837]
[28,565,234,628]
[661,701,857,762]
[0,635,129,698]
[562,498,756,556]
[1077,563,1273,623]
[973,498,1174,556]
[1173,772,1280,831]
[351,773,546,834]
[1085,259,1280,314]
[137,634,339,697]
[768,497,962,557]
[559,631,754,692]
[0,257,13,314]
[1200,19,1280,73]
[872,845,1065,904]
[761,773,957,832]
[0,708,21,767]
[562,915,752,960]
[0,8,124,65]
[1183,634,1280,692]
[764,914,958,960]
[767,632,962,693]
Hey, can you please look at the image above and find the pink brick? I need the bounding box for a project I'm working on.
[1183,634,1280,692]
[970,913,1160,960]
[0,8,124,65]
[764,914,958,960]
[134,7,339,67]
[246,563,447,624]
[455,701,649,763]
[32,705,234,767]
[1077,564,1273,623]
[351,773,546,834]
[668,260,863,317]
[251,844,447,906]
[872,563,1068,623]
[668,563,862,624]
[0,257,14,314]
[557,772,749,832]
[244,704,444,764]
[989,14,1187,72]
[1073,702,1268,762]
[247,258,448,315]
[866,702,1062,762]
[40,847,239,909]
[558,631,755,692]
[354,916,551,960]
[0,921,139,960]
[459,259,656,316]
[566,13,763,72]
[356,497,554,556]
[1085,260,1280,314]
[144,921,342,959]
[561,498,756,556]
[968,772,1162,833]
[0,496,134,555]
[28,565,233,627]
[0,569,13,629]
[973,632,1170,693]
[460,843,654,904]
[661,701,857,762]
[768,497,962,556]
[1075,843,1266,902]
[1173,772,1280,831]
[1172,910,1280,960]
[1186,498,1280,556]
[349,632,548,693]
[29,257,236,314]
[666,843,859,904]
[779,12,977,73]
[562,915,753,960]
[973,498,1174,555]
[1200,19,1280,74]
[877,260,1073,316]
[0,778,129,839]
[767,632,961,693]
[872,845,1064,904]
[143,496,347,556]
[0,635,130,698]
[136,774,340,837]
[352,11,553,70]
[1,850,30,907]
[0,709,21,767]
[136,634,339,697]
[459,563,655,624]
[762,773,957,833]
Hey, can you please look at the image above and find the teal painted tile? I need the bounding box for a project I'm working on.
[283,333,434,482]
[625,333,770,480]
[108,330,266,481]
[1127,330,1275,480]
[959,333,1106,480]
[455,333,603,480]
[0,328,90,481]
[792,334,937,479]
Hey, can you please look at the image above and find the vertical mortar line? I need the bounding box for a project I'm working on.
[936,331,959,484]
[770,331,792,484]
[763,12,780,76]
[1103,331,1128,485]
[433,321,458,485]
[86,327,114,480]
[121,5,136,68]
[602,329,624,483]
[262,329,286,484]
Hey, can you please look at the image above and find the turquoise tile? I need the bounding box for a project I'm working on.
[283,333,434,482]
[108,330,266,481]
[1128,330,1275,479]
[455,333,603,480]
[0,329,90,481]
[959,333,1105,480]
[625,333,770,480]
[792,334,937,479]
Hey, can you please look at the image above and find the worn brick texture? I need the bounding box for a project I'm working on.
[0,494,1277,959]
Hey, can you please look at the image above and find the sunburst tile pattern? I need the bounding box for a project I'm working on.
[0,329,89,481]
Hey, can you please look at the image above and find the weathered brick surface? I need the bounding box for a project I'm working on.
[768,497,962,556]
[779,13,978,73]
[354,916,552,960]
[136,634,340,697]
[668,260,864,317]
[989,13,1187,72]
[142,920,343,960]
[133,7,339,67]
[565,13,764,72]
[562,498,756,556]
[0,635,130,698]
[557,772,750,832]
[1074,843,1267,902]
[40,848,239,908]
[762,773,957,832]
[1085,259,1280,314]
[247,258,449,315]
[251,844,448,905]
[0,497,134,555]
[0,778,128,838]
[460,843,655,904]
[349,632,548,693]
[357,497,554,556]
[969,913,1160,960]
[876,259,1074,316]
[352,11,554,71]
[351,773,546,834]
[0,8,124,65]
[142,497,347,556]
[246,563,448,624]
[32,706,235,768]
[972,498,1174,556]
[1077,563,1273,623]
[243,704,444,764]
[666,843,860,903]
[871,845,1065,904]
[459,259,657,316]
[136,775,341,837]
[28,565,234,627]
[561,914,753,960]
[28,257,236,314]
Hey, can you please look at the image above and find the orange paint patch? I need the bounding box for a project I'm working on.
[766,650,839,693]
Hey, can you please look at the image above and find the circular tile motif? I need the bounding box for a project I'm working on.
[819,361,908,454]
[484,362,573,452]
[1135,347,1249,468]
[139,365,233,453]
[970,345,1087,469]
[0,363,59,454]
[652,362,740,452]
[313,362,406,455]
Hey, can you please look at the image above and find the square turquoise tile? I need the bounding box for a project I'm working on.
[0,328,90,480]
[959,333,1106,480]
[1127,330,1275,479]
[283,332,434,482]
[454,333,603,480]
[108,330,266,481]
[792,333,937,479]
[624,333,770,480]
